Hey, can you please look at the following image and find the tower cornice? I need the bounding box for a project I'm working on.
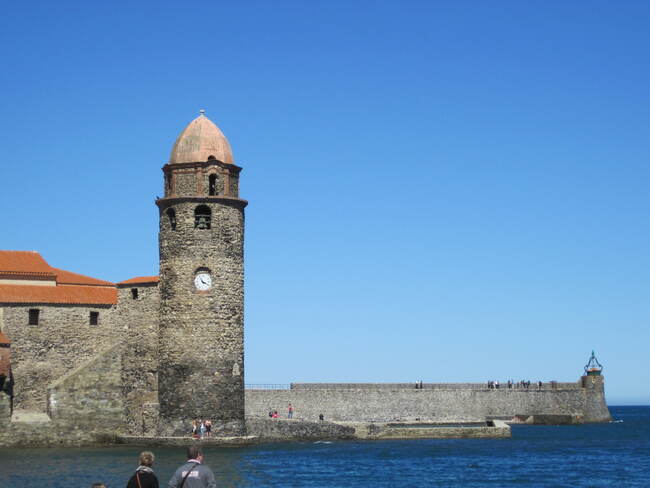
[155,196,248,210]
[162,160,243,174]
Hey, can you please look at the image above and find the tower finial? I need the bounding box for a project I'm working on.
[199,109,206,116]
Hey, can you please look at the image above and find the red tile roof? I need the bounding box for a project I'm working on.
[0,284,117,305]
[118,276,160,285]
[52,268,114,286]
[0,251,56,279]
[0,251,116,305]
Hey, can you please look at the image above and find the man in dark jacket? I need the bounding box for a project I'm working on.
[168,446,217,488]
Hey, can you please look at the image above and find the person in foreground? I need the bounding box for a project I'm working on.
[169,446,217,488]
[127,451,159,488]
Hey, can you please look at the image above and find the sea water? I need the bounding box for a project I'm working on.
[0,406,648,487]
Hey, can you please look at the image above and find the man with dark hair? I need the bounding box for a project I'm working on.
[168,446,217,488]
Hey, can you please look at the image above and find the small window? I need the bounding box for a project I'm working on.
[194,205,211,230]
[89,311,99,326]
[131,288,139,299]
[167,208,177,231]
[208,174,217,196]
[28,308,40,325]
[207,155,216,161]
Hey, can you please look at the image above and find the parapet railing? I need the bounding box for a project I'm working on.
[287,382,581,390]
[246,384,291,390]
[244,382,582,390]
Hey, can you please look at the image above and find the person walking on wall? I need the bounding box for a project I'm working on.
[126,451,159,488]
[168,446,217,488]
[287,403,294,419]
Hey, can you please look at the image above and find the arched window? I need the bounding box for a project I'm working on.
[207,155,216,161]
[195,205,211,229]
[209,174,217,196]
[167,208,177,230]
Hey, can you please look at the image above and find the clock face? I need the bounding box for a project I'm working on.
[194,272,212,291]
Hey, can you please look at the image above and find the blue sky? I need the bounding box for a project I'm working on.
[1,1,648,404]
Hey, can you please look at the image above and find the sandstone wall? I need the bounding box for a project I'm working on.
[0,303,118,411]
[246,378,610,424]
[115,283,160,434]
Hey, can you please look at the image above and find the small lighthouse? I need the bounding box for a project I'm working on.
[584,350,603,376]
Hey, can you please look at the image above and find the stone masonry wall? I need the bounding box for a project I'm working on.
[158,196,246,435]
[245,417,356,442]
[0,392,10,424]
[581,375,612,422]
[0,303,118,412]
[48,343,124,430]
[115,283,160,434]
[0,344,125,448]
[246,378,610,423]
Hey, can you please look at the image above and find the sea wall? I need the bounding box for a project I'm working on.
[245,418,356,442]
[246,377,611,424]
[581,375,611,422]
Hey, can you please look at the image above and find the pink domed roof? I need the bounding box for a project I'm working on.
[169,110,234,164]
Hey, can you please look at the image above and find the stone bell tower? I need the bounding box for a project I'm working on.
[156,110,247,435]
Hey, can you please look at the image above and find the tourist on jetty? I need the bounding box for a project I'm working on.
[288,403,294,419]
[272,410,279,418]
[199,419,206,438]
[91,484,106,488]
[169,446,217,488]
[191,419,199,439]
[205,419,212,437]
[126,451,159,488]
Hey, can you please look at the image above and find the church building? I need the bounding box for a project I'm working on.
[0,111,246,436]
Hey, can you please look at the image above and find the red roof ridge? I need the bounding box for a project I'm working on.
[51,267,115,287]
[118,276,160,285]
[0,250,54,275]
